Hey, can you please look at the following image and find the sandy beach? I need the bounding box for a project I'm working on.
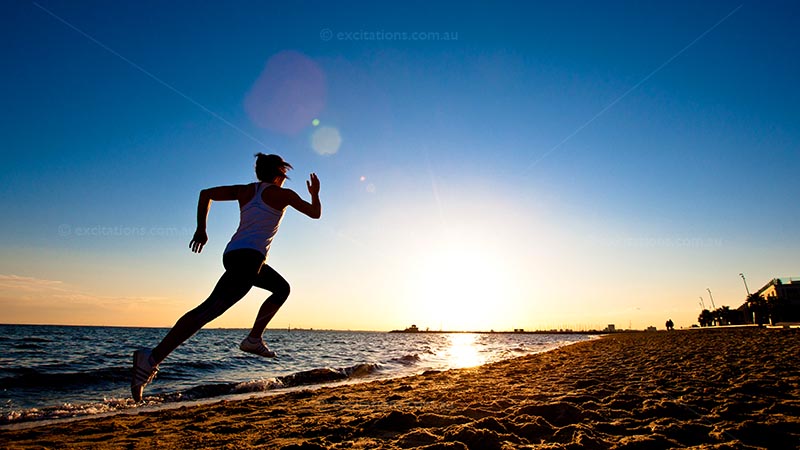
[2,328,798,449]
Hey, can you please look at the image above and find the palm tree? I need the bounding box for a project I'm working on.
[717,306,732,326]
[746,293,766,326]
[711,307,721,326]
[766,294,786,325]
[698,309,713,327]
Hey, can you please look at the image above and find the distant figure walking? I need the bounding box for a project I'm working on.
[665,319,674,331]
[131,153,321,401]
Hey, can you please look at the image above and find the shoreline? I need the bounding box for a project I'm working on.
[0,331,591,427]
[3,328,798,449]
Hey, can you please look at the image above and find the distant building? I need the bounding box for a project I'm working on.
[736,277,800,325]
[389,325,420,333]
[646,326,657,332]
[604,324,616,332]
[759,278,800,303]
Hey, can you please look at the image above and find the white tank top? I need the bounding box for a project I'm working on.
[224,182,285,258]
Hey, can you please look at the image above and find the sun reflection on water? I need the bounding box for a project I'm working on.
[445,333,484,368]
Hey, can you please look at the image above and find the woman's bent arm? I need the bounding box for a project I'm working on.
[190,185,247,253]
[286,174,321,219]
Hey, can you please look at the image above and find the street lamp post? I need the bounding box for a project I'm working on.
[739,273,751,296]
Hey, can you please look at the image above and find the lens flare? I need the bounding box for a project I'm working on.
[245,51,326,135]
[311,126,341,155]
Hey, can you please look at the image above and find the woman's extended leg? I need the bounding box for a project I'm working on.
[150,271,254,364]
[151,249,264,364]
[132,249,264,401]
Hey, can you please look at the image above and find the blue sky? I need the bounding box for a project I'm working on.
[1,1,798,330]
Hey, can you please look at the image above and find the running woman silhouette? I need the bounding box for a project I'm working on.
[131,153,321,401]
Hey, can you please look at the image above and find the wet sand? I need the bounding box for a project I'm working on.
[2,328,799,449]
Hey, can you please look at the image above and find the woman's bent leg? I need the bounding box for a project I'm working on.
[248,265,290,339]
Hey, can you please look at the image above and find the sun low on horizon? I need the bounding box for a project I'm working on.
[404,237,515,332]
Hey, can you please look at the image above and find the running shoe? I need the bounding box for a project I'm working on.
[239,337,277,358]
[131,348,158,402]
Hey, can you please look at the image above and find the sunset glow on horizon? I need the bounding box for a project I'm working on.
[2,1,798,332]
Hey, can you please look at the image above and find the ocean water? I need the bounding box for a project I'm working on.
[0,325,591,426]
